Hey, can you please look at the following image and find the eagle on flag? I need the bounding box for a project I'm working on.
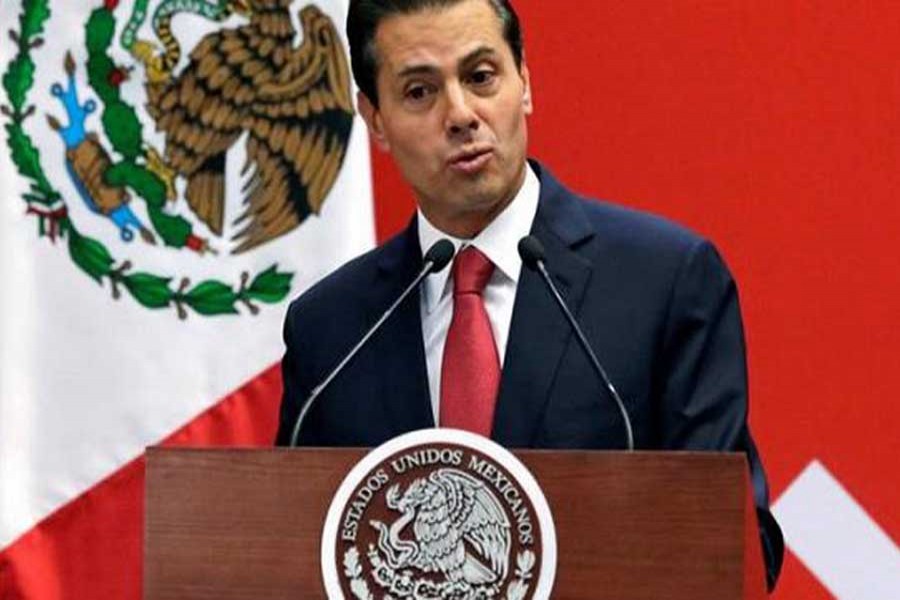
[138,0,355,253]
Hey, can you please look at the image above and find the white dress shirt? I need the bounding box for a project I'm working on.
[417,164,541,424]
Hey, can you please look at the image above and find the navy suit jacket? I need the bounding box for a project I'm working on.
[275,161,783,588]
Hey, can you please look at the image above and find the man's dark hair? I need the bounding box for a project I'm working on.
[347,0,524,107]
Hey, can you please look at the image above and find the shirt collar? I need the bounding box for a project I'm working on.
[418,163,541,314]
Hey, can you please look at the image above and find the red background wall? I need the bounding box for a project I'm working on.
[369,2,900,597]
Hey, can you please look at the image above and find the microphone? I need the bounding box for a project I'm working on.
[289,239,455,447]
[518,235,635,451]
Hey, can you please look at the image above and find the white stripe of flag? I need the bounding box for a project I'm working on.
[772,460,900,599]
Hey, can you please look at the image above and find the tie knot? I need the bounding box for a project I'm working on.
[452,246,494,295]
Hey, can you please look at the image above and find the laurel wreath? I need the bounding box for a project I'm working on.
[2,0,294,319]
[344,547,374,600]
[506,549,536,600]
[350,543,537,600]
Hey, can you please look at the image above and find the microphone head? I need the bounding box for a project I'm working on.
[517,235,545,269]
[425,239,456,273]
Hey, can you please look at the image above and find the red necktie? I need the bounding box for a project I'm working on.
[440,246,500,436]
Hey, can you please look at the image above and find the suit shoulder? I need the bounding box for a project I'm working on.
[570,194,734,283]
[533,160,710,257]
[579,195,708,253]
[284,230,406,319]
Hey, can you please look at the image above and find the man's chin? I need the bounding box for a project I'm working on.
[455,183,504,208]
[463,185,517,218]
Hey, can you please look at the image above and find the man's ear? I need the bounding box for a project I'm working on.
[520,63,534,115]
[357,91,390,151]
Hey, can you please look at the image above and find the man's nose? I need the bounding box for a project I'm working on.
[443,83,479,137]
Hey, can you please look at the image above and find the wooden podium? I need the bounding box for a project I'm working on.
[144,448,766,599]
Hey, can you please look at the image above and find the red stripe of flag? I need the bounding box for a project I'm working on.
[0,366,282,599]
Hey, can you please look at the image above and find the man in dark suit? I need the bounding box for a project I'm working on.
[276,0,783,589]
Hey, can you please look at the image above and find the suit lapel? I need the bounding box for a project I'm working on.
[371,220,435,435]
[492,164,595,447]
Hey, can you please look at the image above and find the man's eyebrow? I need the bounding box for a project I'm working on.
[394,46,500,79]
[459,46,498,68]
[396,64,439,79]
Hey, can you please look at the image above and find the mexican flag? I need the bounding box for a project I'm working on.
[0,0,373,597]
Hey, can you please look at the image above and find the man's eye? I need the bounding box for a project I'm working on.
[468,70,496,86]
[405,85,432,102]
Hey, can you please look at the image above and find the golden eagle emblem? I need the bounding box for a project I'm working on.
[138,0,354,253]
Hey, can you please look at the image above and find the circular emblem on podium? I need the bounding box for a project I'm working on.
[322,429,557,599]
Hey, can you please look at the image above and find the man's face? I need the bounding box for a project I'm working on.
[359,0,533,238]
